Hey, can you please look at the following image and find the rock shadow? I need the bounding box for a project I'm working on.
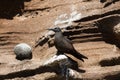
[97,15,120,48]
[0,0,31,19]
[99,56,120,67]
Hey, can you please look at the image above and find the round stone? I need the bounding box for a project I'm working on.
[14,43,32,60]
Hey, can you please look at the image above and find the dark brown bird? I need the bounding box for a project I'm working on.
[48,27,88,62]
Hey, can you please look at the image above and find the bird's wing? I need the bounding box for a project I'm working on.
[61,36,75,52]
[54,33,75,53]
[63,37,88,60]
[64,36,72,44]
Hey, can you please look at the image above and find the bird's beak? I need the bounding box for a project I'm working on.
[47,28,54,31]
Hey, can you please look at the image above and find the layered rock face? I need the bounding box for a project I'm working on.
[0,0,120,80]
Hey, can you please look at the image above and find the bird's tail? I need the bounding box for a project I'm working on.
[72,51,88,62]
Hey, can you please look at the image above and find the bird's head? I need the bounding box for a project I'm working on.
[47,27,61,32]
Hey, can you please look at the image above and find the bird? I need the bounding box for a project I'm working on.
[48,27,88,62]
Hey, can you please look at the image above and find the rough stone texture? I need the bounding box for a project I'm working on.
[0,0,120,80]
